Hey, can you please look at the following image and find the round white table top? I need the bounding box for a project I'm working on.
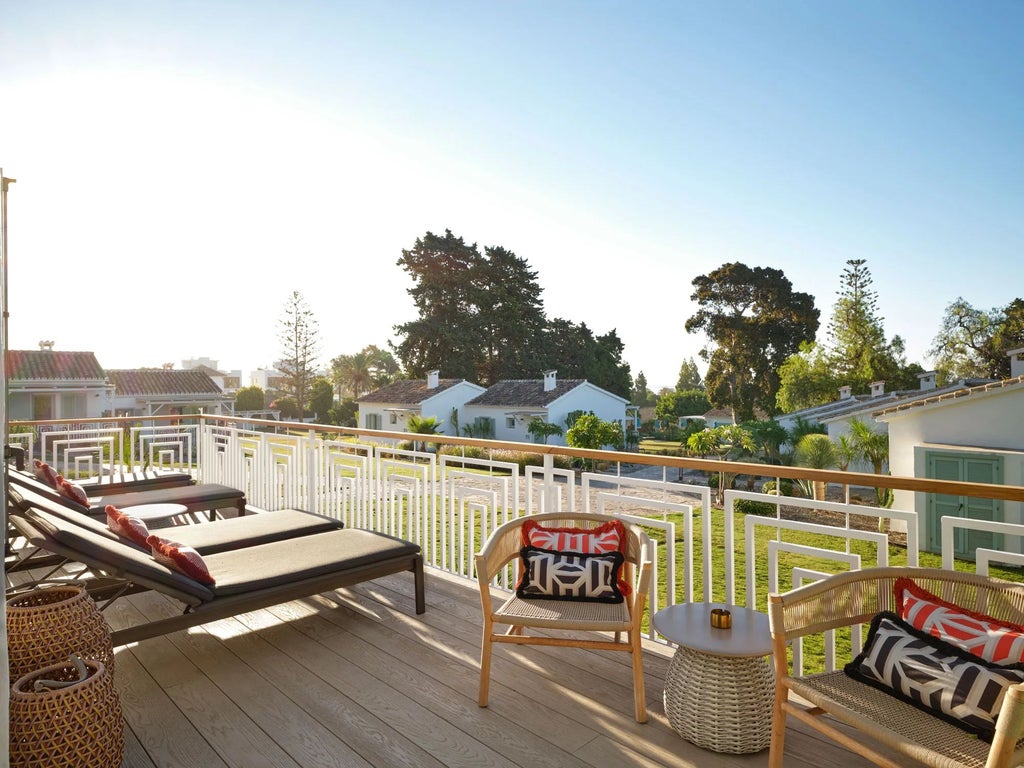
[652,603,773,657]
[120,502,189,523]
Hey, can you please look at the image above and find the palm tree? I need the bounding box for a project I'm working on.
[331,352,373,399]
[834,433,858,502]
[406,414,442,452]
[849,417,891,510]
[794,433,837,504]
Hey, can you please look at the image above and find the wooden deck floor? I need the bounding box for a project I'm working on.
[92,568,893,768]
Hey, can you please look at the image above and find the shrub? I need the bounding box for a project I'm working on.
[762,479,796,496]
[733,499,777,516]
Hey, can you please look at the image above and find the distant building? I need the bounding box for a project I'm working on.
[463,370,628,447]
[107,368,233,417]
[6,346,113,420]
[357,370,486,435]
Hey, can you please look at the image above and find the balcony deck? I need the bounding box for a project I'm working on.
[106,567,887,768]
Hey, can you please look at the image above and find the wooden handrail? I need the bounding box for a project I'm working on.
[11,414,1024,504]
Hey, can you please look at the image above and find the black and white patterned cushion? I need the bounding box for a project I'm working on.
[845,612,1024,739]
[516,546,625,603]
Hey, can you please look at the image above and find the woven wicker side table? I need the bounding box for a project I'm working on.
[652,603,774,754]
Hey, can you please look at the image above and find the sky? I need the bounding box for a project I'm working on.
[1,1,1021,391]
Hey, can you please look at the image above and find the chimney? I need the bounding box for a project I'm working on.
[38,340,54,351]
[1010,348,1024,379]
[426,370,440,389]
[917,371,937,391]
[838,385,852,400]
[870,381,885,397]
[543,370,557,392]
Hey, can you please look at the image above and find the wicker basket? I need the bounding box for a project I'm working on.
[9,657,125,768]
[6,586,115,680]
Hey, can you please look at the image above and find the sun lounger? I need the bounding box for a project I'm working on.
[8,484,343,555]
[10,504,425,646]
[13,455,195,493]
[10,469,246,519]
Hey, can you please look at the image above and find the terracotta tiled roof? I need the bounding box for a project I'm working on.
[107,369,223,396]
[466,379,586,407]
[358,379,470,405]
[6,350,105,380]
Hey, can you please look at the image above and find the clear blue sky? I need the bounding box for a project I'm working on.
[2,1,1021,390]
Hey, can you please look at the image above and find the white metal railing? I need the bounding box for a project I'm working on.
[9,417,1024,654]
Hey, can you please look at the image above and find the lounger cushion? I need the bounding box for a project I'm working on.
[895,577,1024,664]
[88,483,243,511]
[148,535,216,585]
[206,528,419,597]
[845,612,1024,740]
[163,509,342,554]
[33,460,59,487]
[105,505,150,547]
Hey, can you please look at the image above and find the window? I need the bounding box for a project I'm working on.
[506,416,516,429]
[61,394,87,419]
[473,416,496,438]
[32,395,53,420]
[365,413,382,429]
[390,412,398,425]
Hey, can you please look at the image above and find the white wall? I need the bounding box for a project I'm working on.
[547,384,628,447]
[421,383,486,435]
[883,387,1024,540]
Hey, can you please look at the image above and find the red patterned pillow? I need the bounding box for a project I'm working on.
[33,460,59,487]
[895,578,1024,664]
[105,505,150,548]
[147,535,216,585]
[520,518,631,595]
[56,476,90,507]
[521,518,626,554]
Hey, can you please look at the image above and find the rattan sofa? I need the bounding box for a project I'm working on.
[768,567,1024,768]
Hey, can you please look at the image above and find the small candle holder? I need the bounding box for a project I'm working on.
[710,607,732,629]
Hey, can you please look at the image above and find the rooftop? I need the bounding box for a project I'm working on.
[466,378,587,407]
[106,368,224,396]
[6,349,106,381]
[358,378,474,405]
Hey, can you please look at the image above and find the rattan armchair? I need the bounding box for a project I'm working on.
[475,512,653,723]
[768,566,1024,768]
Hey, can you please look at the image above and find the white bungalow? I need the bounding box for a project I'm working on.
[6,345,113,420]
[356,371,486,436]
[106,368,233,417]
[462,370,628,447]
[875,349,1024,557]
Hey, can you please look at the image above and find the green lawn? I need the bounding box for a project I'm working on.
[638,505,1024,673]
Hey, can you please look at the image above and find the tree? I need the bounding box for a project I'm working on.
[929,297,1024,381]
[743,419,789,464]
[527,417,564,444]
[849,417,892,510]
[476,245,548,384]
[775,342,839,413]
[393,230,485,381]
[308,377,335,422]
[676,357,703,390]
[654,389,711,426]
[794,433,837,502]
[686,262,818,422]
[406,414,443,452]
[278,290,320,418]
[776,260,920,412]
[631,371,656,407]
[685,424,756,504]
[540,319,632,398]
[234,385,265,412]
[331,345,400,400]
[566,414,624,469]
